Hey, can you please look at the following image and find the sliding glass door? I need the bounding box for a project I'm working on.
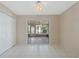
[28,24,48,34]
[27,20,49,45]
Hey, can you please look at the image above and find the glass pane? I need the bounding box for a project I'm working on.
[31,26,35,34]
[36,25,39,34]
[36,25,42,34]
[41,24,48,33]
[28,25,30,34]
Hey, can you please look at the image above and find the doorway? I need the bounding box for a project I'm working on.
[27,19,49,45]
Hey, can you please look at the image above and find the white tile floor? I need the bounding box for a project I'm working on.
[0,44,69,58]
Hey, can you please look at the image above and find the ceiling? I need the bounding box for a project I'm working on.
[1,1,77,15]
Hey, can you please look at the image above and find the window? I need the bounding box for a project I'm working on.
[28,25,35,34]
[41,24,48,33]
[28,24,48,34]
[36,25,42,34]
[28,25,30,34]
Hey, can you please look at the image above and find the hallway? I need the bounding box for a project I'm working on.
[0,44,67,58]
[0,1,79,58]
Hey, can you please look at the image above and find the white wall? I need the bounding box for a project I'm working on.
[49,16,60,45]
[60,2,79,57]
[0,3,16,55]
[16,16,26,44]
[0,12,16,55]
